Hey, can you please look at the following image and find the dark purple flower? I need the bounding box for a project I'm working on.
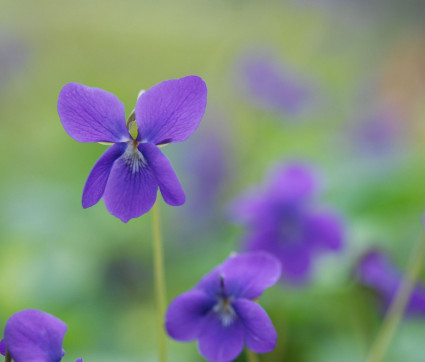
[0,309,81,362]
[356,250,425,316]
[231,163,344,285]
[235,51,312,117]
[166,252,281,362]
[57,76,207,222]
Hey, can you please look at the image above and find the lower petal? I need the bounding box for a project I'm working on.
[198,313,244,362]
[274,245,312,285]
[165,290,215,341]
[232,299,277,354]
[82,143,127,208]
[139,143,185,206]
[103,155,158,223]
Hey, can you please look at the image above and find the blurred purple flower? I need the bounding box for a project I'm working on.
[356,250,425,316]
[231,164,344,285]
[167,110,232,238]
[346,109,401,157]
[166,252,281,362]
[57,76,207,222]
[0,309,81,362]
[235,51,312,117]
[0,31,29,93]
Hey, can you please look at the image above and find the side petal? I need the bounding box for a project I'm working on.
[4,309,67,362]
[220,252,281,299]
[0,339,5,356]
[136,76,207,145]
[58,83,130,143]
[139,143,185,206]
[307,212,344,251]
[165,290,215,342]
[103,153,158,222]
[198,314,244,362]
[233,299,277,353]
[82,143,127,208]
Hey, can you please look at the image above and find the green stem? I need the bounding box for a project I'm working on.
[152,202,167,362]
[246,348,260,362]
[5,351,11,362]
[365,235,425,362]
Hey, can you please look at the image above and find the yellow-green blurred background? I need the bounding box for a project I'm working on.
[1,0,425,361]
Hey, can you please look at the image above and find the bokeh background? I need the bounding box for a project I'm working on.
[1,0,425,361]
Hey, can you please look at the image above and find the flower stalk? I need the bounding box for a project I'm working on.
[246,348,260,362]
[365,235,425,362]
[152,202,167,362]
[5,351,11,362]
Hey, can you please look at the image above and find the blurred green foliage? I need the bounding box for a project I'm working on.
[0,0,425,360]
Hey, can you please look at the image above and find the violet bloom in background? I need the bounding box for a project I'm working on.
[0,30,29,94]
[57,76,207,222]
[231,164,343,285]
[168,110,232,237]
[0,309,81,362]
[166,252,281,362]
[235,50,312,117]
[356,250,425,316]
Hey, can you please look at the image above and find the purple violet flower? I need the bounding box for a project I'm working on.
[235,50,312,117]
[166,252,281,362]
[0,309,81,362]
[231,163,344,285]
[57,76,207,222]
[356,250,425,316]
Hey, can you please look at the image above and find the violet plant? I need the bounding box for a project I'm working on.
[166,252,281,362]
[357,250,425,316]
[231,163,344,284]
[0,309,81,362]
[57,76,208,361]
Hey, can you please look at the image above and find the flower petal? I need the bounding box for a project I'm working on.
[165,290,215,341]
[136,76,207,145]
[103,151,158,222]
[196,252,281,300]
[278,245,312,284]
[4,309,67,362]
[266,163,316,203]
[0,339,5,356]
[58,83,130,143]
[220,252,281,299]
[75,358,83,362]
[198,313,244,362]
[307,212,344,251]
[82,143,127,208]
[233,299,277,353]
[139,143,185,206]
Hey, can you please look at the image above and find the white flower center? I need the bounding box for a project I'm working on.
[213,297,236,327]
[123,141,145,173]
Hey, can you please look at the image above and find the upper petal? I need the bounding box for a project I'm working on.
[139,143,185,206]
[165,290,216,342]
[82,143,127,208]
[197,313,244,362]
[4,309,67,362]
[135,76,207,145]
[103,149,158,222]
[58,83,130,143]
[220,252,281,299]
[196,252,281,300]
[232,299,277,353]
